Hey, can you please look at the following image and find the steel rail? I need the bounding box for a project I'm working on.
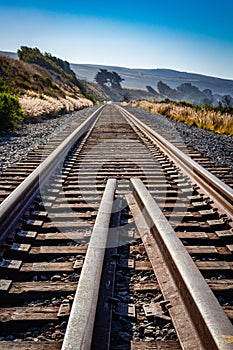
[118,105,233,219]
[129,178,233,350]
[0,105,104,242]
[61,178,117,350]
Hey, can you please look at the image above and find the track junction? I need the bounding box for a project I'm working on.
[0,104,233,349]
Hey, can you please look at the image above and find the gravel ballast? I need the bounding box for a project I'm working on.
[124,105,233,173]
[0,106,100,172]
[0,104,232,174]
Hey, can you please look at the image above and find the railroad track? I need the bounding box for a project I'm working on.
[0,106,102,203]
[0,104,232,349]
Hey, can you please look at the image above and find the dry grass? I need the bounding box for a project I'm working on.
[20,93,93,119]
[131,100,233,136]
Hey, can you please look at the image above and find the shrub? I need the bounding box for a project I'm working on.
[18,46,77,83]
[0,78,9,93]
[0,92,24,131]
[19,93,93,119]
[81,91,97,104]
[131,100,233,135]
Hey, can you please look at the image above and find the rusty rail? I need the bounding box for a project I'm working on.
[128,178,233,350]
[61,178,117,350]
[118,106,233,219]
[0,105,104,242]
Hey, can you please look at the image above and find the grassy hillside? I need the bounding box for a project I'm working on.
[1,50,233,101]
[0,54,71,98]
[71,63,233,96]
[0,48,94,128]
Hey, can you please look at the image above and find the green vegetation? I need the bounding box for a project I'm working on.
[17,46,79,94]
[95,69,124,88]
[0,78,24,131]
[80,90,97,104]
[17,46,96,101]
[0,48,97,126]
[0,48,97,103]
[18,47,76,82]
[0,54,63,97]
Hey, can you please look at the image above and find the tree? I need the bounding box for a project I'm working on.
[222,95,232,107]
[95,69,124,88]
[110,71,124,88]
[95,69,109,86]
[0,92,24,131]
[157,81,177,99]
[146,85,158,95]
[122,92,130,102]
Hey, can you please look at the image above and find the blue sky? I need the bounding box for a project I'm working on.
[0,0,233,79]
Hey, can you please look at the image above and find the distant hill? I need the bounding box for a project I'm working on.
[1,50,233,100]
[71,63,233,97]
[0,50,155,103]
[0,51,18,60]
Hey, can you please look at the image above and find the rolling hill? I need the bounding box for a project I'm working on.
[1,50,233,99]
[70,63,233,97]
[0,49,93,122]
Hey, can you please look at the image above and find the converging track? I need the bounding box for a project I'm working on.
[0,104,233,350]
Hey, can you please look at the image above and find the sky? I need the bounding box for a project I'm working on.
[0,0,233,79]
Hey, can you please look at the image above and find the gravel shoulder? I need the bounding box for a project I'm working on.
[124,105,233,173]
[1,104,232,174]
[0,106,100,172]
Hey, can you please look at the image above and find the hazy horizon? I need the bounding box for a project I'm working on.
[1,0,233,80]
